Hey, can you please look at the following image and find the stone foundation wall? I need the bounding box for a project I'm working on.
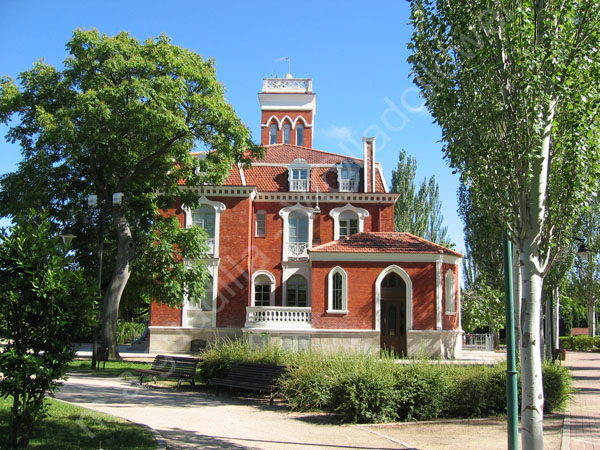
[407,330,463,359]
[148,327,242,354]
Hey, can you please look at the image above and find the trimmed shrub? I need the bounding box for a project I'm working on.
[394,363,450,421]
[560,335,600,352]
[543,360,572,413]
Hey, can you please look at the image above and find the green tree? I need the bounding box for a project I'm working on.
[0,210,95,448]
[0,30,261,358]
[391,149,453,248]
[408,1,600,447]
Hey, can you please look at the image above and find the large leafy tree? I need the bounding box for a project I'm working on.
[391,149,453,248]
[0,210,95,448]
[0,30,261,358]
[408,1,600,448]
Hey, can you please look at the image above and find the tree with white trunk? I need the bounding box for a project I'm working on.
[408,1,600,448]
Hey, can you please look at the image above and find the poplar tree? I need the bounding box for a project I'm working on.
[391,149,453,248]
[408,1,600,448]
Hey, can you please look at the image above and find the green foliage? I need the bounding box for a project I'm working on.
[0,29,262,355]
[116,320,147,345]
[0,210,95,448]
[559,294,587,336]
[542,361,572,413]
[391,150,453,248]
[200,340,571,424]
[560,336,600,352]
[461,284,505,334]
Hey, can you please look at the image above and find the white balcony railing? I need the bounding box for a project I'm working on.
[245,306,312,329]
[263,78,312,93]
[288,242,309,258]
[339,179,358,192]
[290,179,308,191]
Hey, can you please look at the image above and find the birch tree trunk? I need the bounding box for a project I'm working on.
[101,205,135,359]
[520,104,555,449]
[588,301,597,337]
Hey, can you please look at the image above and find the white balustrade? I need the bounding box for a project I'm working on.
[290,179,308,191]
[245,306,312,329]
[263,78,312,93]
[339,179,358,192]
[288,242,309,258]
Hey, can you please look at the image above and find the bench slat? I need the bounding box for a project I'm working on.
[136,355,202,388]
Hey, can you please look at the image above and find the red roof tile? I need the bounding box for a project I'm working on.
[257,144,363,165]
[309,232,463,257]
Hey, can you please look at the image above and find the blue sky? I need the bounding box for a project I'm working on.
[0,0,465,254]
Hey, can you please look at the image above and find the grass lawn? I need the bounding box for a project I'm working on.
[0,396,156,450]
[68,359,152,378]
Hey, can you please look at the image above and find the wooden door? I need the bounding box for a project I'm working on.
[380,273,406,356]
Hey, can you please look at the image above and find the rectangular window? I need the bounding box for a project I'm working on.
[290,169,308,191]
[190,276,213,310]
[255,284,270,306]
[256,211,266,237]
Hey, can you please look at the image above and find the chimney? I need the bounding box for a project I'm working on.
[362,137,376,193]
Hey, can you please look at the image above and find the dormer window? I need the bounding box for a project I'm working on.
[283,123,291,144]
[269,123,277,144]
[288,158,310,192]
[337,161,360,192]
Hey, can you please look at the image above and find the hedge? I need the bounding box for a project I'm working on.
[560,335,600,352]
[198,340,572,424]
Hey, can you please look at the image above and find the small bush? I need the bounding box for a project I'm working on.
[117,320,147,344]
[543,360,572,413]
[394,363,450,421]
[560,335,600,352]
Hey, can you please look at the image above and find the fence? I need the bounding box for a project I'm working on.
[463,333,494,351]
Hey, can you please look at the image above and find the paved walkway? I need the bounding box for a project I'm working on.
[563,351,600,450]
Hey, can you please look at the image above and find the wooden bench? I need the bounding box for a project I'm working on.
[136,355,202,388]
[208,362,288,405]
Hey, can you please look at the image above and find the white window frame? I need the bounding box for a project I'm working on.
[184,195,226,258]
[337,162,360,192]
[251,270,276,307]
[182,259,219,328]
[255,209,267,237]
[279,203,316,260]
[445,269,456,314]
[283,123,291,144]
[327,266,348,314]
[288,158,310,192]
[329,204,369,240]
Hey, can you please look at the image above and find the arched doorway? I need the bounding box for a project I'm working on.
[380,272,407,356]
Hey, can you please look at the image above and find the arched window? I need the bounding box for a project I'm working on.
[327,267,348,313]
[287,275,307,307]
[283,123,291,144]
[269,123,277,144]
[254,274,272,306]
[445,269,456,314]
[339,211,359,237]
[296,124,304,146]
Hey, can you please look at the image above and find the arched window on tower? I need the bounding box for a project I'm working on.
[283,123,291,144]
[269,123,277,144]
[296,124,304,146]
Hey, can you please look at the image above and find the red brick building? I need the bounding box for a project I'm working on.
[149,75,463,358]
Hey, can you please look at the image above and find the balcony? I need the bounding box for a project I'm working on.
[245,306,312,329]
[339,179,358,192]
[290,179,308,192]
[288,242,309,258]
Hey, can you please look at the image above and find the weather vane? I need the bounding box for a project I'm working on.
[275,56,291,77]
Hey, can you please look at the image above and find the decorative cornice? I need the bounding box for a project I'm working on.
[179,185,257,199]
[255,192,399,204]
[310,252,462,265]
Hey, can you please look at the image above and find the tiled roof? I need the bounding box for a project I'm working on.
[256,144,363,165]
[309,232,463,257]
[186,145,388,193]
